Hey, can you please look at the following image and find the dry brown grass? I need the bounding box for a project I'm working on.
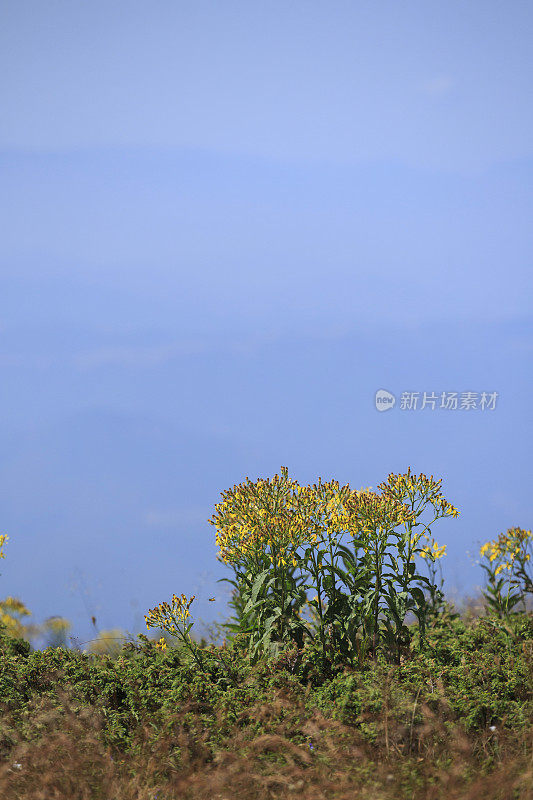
[0,680,531,800]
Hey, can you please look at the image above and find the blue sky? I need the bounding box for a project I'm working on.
[0,1,531,648]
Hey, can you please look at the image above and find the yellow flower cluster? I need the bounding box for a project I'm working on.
[212,471,388,570]
[144,593,206,668]
[479,528,532,614]
[210,467,320,567]
[44,616,71,635]
[0,534,8,559]
[420,541,447,560]
[0,596,32,639]
[210,468,458,571]
[144,593,195,632]
[87,629,127,656]
[380,469,460,518]
[1,596,29,614]
[480,527,532,566]
[354,489,415,533]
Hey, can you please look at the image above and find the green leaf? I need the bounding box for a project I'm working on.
[411,587,426,607]
[242,569,272,616]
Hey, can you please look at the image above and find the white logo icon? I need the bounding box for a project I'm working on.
[375,389,396,412]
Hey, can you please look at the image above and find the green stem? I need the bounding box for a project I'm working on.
[328,535,338,652]
[311,543,327,665]
[373,533,380,658]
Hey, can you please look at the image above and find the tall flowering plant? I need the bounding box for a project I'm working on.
[144,594,242,685]
[0,535,40,643]
[375,470,458,656]
[209,467,459,666]
[145,593,205,667]
[145,468,459,671]
[480,527,532,618]
[285,479,418,665]
[283,478,373,665]
[210,467,313,662]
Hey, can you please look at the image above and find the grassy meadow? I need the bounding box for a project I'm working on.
[0,469,531,799]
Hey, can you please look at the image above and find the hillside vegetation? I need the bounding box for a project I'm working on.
[0,469,531,799]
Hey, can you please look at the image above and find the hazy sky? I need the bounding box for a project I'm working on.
[1,1,531,648]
